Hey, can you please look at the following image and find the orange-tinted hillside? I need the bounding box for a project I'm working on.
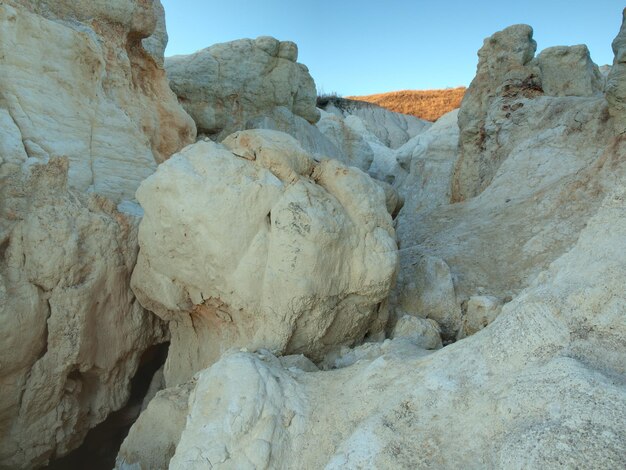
[348,87,466,122]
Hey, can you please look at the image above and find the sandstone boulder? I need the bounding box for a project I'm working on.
[394,108,460,213]
[131,130,398,386]
[457,295,504,339]
[246,106,344,161]
[165,37,320,140]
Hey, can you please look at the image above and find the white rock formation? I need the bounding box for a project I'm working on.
[391,314,442,350]
[166,200,626,467]
[0,1,195,202]
[116,380,194,470]
[166,37,320,140]
[141,0,168,67]
[322,99,431,149]
[131,130,398,386]
[0,1,196,467]
[316,109,375,172]
[397,94,613,338]
[118,16,626,470]
[394,108,460,212]
[246,106,344,161]
[0,160,167,469]
[394,254,461,339]
[457,295,504,339]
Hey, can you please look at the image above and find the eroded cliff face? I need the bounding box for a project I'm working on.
[0,1,196,467]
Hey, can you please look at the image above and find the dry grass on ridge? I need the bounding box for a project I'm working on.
[348,87,466,122]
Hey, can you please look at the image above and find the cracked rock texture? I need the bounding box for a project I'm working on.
[131,130,398,386]
[0,160,167,468]
[165,37,320,140]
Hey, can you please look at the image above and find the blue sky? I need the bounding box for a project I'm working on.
[161,0,624,96]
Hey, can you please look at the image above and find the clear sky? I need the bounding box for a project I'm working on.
[161,0,624,96]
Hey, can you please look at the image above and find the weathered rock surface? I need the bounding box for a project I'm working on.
[115,380,194,470]
[0,1,196,467]
[536,45,604,97]
[141,0,168,67]
[0,1,195,202]
[0,160,166,469]
[131,130,398,386]
[397,95,613,338]
[164,196,626,468]
[453,24,539,202]
[322,98,431,149]
[316,109,375,172]
[166,37,320,140]
[394,108,460,213]
[607,8,626,132]
[457,295,504,339]
[246,106,344,161]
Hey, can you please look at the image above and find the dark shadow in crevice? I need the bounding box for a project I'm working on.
[44,342,169,470]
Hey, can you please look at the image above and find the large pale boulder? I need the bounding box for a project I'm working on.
[0,160,167,469]
[131,130,398,386]
[536,45,604,97]
[453,24,539,202]
[0,1,195,202]
[166,37,320,140]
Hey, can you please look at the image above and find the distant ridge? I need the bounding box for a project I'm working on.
[348,87,466,122]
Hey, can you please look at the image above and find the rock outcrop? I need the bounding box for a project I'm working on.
[144,192,626,468]
[321,98,431,149]
[0,160,167,468]
[607,8,626,133]
[166,37,320,140]
[131,130,398,386]
[0,1,195,202]
[246,106,344,161]
[536,45,604,97]
[0,1,197,466]
[453,24,539,202]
